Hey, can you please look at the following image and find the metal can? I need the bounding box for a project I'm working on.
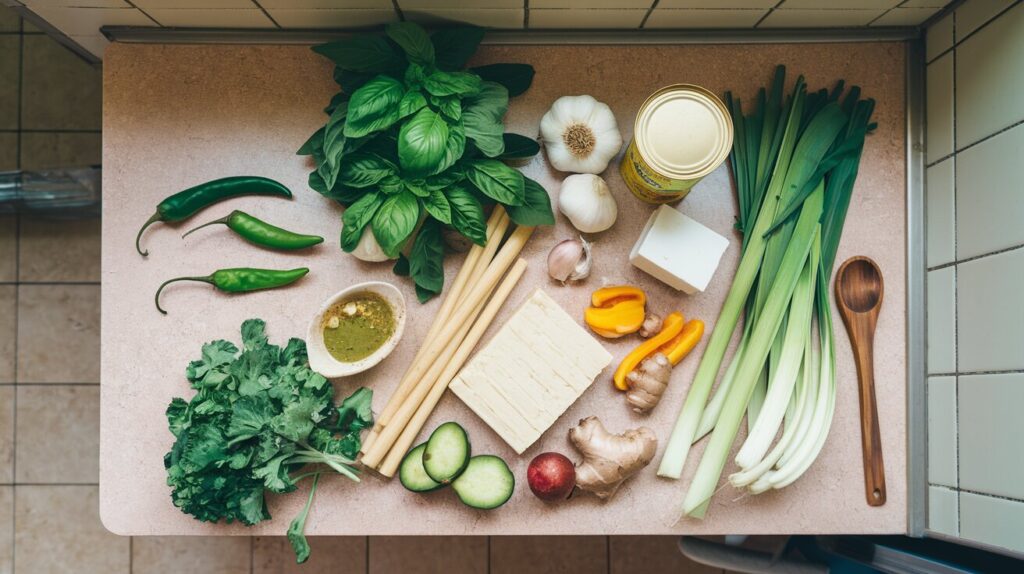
[620,84,733,204]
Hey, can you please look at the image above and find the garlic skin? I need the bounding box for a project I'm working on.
[540,95,623,174]
[350,226,393,262]
[558,174,618,233]
[547,237,592,283]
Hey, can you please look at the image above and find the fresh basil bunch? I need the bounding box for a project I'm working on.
[299,22,553,302]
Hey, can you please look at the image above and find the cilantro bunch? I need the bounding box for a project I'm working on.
[164,319,372,563]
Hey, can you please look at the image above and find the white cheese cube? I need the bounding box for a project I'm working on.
[629,204,730,294]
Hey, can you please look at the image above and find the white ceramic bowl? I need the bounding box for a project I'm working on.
[307,281,407,378]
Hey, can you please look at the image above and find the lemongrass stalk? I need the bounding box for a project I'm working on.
[693,333,748,442]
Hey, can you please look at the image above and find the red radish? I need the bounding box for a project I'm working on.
[527,452,576,502]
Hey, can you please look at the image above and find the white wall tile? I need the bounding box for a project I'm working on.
[70,35,110,58]
[262,0,392,7]
[955,124,1024,260]
[403,9,523,28]
[131,0,254,8]
[928,486,959,537]
[955,0,1013,41]
[872,7,940,26]
[959,373,1024,500]
[532,0,652,7]
[927,376,958,487]
[780,0,899,8]
[659,0,775,6]
[25,6,154,35]
[401,0,522,7]
[904,0,947,6]
[529,8,646,28]
[645,8,767,28]
[21,0,127,7]
[927,267,956,374]
[926,158,955,267]
[960,492,1024,553]
[957,248,1024,372]
[146,8,275,27]
[270,9,397,28]
[925,13,953,62]
[955,3,1024,148]
[925,52,953,164]
[759,9,883,27]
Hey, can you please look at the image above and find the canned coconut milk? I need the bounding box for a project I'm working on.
[620,84,733,204]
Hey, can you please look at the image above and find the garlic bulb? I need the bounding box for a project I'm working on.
[547,237,592,283]
[558,173,618,233]
[540,95,623,174]
[350,226,393,262]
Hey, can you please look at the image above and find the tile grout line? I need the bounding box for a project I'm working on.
[638,0,659,30]
[925,117,1024,169]
[523,0,528,30]
[925,0,1022,65]
[929,368,1024,377]
[753,0,785,29]
[123,1,162,28]
[250,1,281,30]
[926,242,1024,272]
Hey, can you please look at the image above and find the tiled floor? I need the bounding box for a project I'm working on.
[0,5,728,572]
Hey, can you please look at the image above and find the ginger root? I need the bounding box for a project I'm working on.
[625,352,672,413]
[569,416,657,500]
[638,313,663,338]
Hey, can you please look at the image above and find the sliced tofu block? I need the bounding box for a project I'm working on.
[449,289,613,454]
[629,204,730,294]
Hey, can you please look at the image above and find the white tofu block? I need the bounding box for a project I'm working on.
[450,289,613,454]
[629,205,730,294]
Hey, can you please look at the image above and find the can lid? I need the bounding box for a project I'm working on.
[635,85,733,180]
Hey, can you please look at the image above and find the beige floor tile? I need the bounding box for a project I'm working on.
[132,536,252,574]
[15,385,99,483]
[20,35,101,131]
[0,37,17,131]
[0,217,15,282]
[14,485,130,574]
[254,536,366,573]
[370,536,486,574]
[18,132,101,171]
[0,387,11,484]
[491,536,607,574]
[0,286,14,383]
[610,536,722,574]
[17,284,100,383]
[0,487,11,574]
[17,217,101,282]
[0,133,16,171]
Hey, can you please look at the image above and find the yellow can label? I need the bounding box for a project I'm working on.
[619,140,700,204]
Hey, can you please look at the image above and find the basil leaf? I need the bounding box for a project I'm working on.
[431,26,485,71]
[378,174,404,195]
[409,218,445,295]
[341,192,383,251]
[398,107,449,178]
[436,119,466,176]
[398,90,428,119]
[496,133,541,160]
[324,92,348,116]
[423,189,452,224]
[344,76,404,138]
[325,184,367,206]
[425,169,465,191]
[465,159,525,206]
[297,127,324,156]
[313,36,404,74]
[507,176,555,226]
[386,22,434,66]
[404,179,429,198]
[423,70,482,98]
[393,254,410,276]
[308,171,326,193]
[431,95,461,121]
[404,63,427,89]
[338,153,396,188]
[317,103,349,189]
[333,67,374,94]
[462,81,508,158]
[445,183,487,246]
[470,63,535,97]
[371,189,420,256]
[415,284,437,304]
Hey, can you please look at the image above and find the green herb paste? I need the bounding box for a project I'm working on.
[322,292,395,363]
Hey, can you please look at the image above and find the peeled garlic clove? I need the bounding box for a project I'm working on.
[558,173,618,233]
[547,237,592,283]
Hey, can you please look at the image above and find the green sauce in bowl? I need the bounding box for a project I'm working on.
[321,292,395,363]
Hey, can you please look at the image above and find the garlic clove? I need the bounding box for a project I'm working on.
[547,237,592,284]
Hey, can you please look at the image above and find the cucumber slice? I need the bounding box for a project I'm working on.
[451,455,515,510]
[423,422,471,484]
[398,443,444,493]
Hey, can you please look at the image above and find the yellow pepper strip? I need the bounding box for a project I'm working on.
[613,312,684,391]
[584,285,647,339]
[659,319,705,365]
[591,285,646,308]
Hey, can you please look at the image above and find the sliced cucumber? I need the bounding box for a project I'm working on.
[451,455,515,510]
[423,422,471,484]
[398,443,444,493]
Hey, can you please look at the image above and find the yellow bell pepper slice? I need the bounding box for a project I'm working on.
[613,312,685,391]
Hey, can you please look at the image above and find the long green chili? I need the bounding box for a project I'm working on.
[182,210,324,251]
[136,176,293,256]
[154,267,309,314]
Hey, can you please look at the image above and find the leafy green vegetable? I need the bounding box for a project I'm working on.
[345,77,405,138]
[465,159,525,206]
[371,189,419,256]
[386,22,435,67]
[398,107,450,177]
[409,219,445,302]
[471,63,535,97]
[462,82,509,158]
[507,177,556,226]
[431,26,485,71]
[313,35,404,74]
[165,319,373,564]
[497,133,541,160]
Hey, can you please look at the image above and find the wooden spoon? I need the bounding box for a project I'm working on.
[835,256,887,507]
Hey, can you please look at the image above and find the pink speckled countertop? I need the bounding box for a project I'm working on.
[100,41,907,536]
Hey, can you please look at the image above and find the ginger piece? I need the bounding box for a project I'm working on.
[612,312,683,390]
[569,416,657,500]
[625,352,672,413]
[638,312,663,338]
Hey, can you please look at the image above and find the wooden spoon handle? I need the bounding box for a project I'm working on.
[851,327,886,506]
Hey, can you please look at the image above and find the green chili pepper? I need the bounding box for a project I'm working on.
[155,267,309,315]
[182,210,324,251]
[136,176,293,256]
